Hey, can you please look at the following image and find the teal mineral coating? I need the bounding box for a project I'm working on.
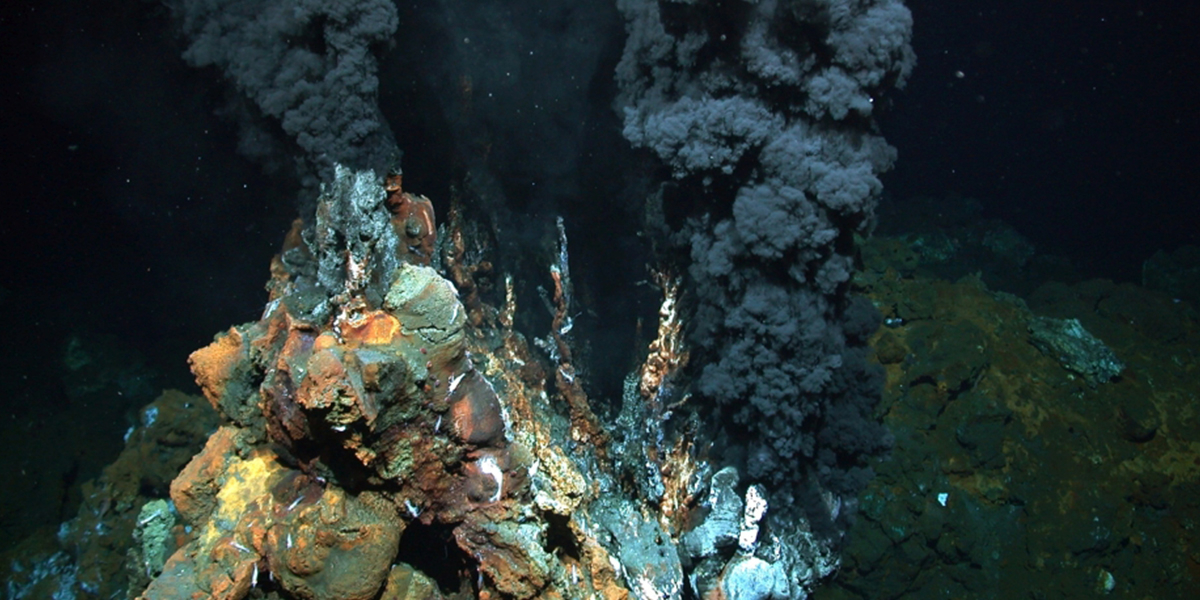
[589,495,683,600]
[384,263,468,346]
[133,499,176,578]
[1028,316,1125,385]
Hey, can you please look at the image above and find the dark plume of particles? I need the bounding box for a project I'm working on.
[616,0,915,530]
[168,0,402,211]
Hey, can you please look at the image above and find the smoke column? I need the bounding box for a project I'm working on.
[168,0,401,196]
[616,0,915,520]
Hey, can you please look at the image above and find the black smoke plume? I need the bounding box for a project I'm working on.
[168,0,401,199]
[616,0,915,519]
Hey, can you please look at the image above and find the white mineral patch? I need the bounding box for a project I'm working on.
[479,454,504,502]
[739,484,768,554]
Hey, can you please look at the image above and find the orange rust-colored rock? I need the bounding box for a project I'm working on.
[541,258,609,457]
[280,217,306,256]
[189,328,247,411]
[144,172,653,600]
[441,200,494,328]
[459,449,510,504]
[278,322,318,363]
[145,447,284,600]
[639,268,688,401]
[448,371,506,446]
[313,331,340,351]
[253,299,298,356]
[338,309,402,347]
[150,438,402,600]
[379,563,444,600]
[386,173,436,266]
[454,514,550,599]
[170,426,242,525]
[264,489,403,600]
[296,348,377,427]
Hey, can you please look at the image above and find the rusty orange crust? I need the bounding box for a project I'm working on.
[448,372,506,446]
[296,349,378,426]
[338,310,402,347]
[313,331,339,351]
[189,328,246,410]
[145,424,404,600]
[254,300,295,358]
[279,325,316,363]
[170,426,241,525]
[153,177,655,599]
[385,173,437,266]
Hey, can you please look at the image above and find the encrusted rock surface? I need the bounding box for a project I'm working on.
[132,166,834,600]
[8,177,1200,600]
[820,236,1200,599]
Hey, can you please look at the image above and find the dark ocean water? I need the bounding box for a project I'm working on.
[1,1,1197,598]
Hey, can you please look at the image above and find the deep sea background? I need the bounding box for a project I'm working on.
[0,0,1197,555]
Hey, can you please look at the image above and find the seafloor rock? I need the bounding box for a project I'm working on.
[833,246,1200,599]
[160,253,519,596]
[380,562,445,600]
[132,166,842,600]
[0,389,219,600]
[1028,316,1124,386]
[144,427,402,600]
